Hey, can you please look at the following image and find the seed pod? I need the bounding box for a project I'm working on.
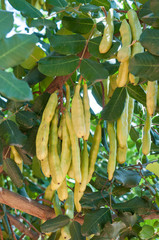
[128,97,134,133]
[146,81,158,117]
[65,83,70,112]
[41,155,51,178]
[10,146,23,164]
[108,73,117,98]
[79,140,89,192]
[116,60,129,87]
[83,82,90,140]
[142,112,151,155]
[116,145,127,164]
[44,183,55,206]
[74,182,83,213]
[57,179,68,201]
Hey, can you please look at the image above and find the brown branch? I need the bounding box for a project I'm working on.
[7,213,39,240]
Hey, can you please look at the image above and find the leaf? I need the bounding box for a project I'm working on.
[80,59,109,82]
[146,162,159,177]
[91,0,110,10]
[127,84,146,106]
[8,0,43,18]
[0,120,27,147]
[49,34,86,55]
[0,138,3,166]
[62,16,94,34]
[139,225,154,239]
[102,60,120,75]
[3,158,23,188]
[150,0,159,17]
[0,34,38,70]
[32,92,50,115]
[30,19,56,29]
[47,0,68,8]
[76,0,92,3]
[92,82,103,107]
[101,87,127,122]
[0,10,13,39]
[32,156,44,179]
[38,55,80,77]
[114,168,141,188]
[140,29,159,56]
[41,215,70,233]
[119,212,138,227]
[0,70,33,101]
[142,13,159,29]
[81,208,111,236]
[79,4,100,13]
[16,111,37,130]
[88,37,120,59]
[22,126,38,157]
[129,52,159,81]
[130,126,140,142]
[24,66,46,86]
[70,221,86,240]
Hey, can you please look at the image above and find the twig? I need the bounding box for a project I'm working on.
[101,6,107,18]
[7,217,17,240]
[80,26,95,61]
[19,214,41,237]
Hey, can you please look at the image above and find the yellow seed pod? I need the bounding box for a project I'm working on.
[36,122,50,160]
[146,81,158,117]
[58,115,63,140]
[41,155,51,178]
[116,60,129,87]
[107,122,117,181]
[65,83,70,112]
[71,83,86,138]
[99,8,114,53]
[44,183,55,206]
[17,162,23,172]
[108,73,117,98]
[83,82,91,140]
[42,92,58,124]
[128,97,134,133]
[67,161,74,179]
[142,111,151,155]
[10,146,23,164]
[117,19,132,62]
[61,226,71,240]
[74,182,83,213]
[79,140,89,193]
[57,179,68,201]
[116,145,127,164]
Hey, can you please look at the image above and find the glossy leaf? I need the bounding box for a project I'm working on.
[70,221,86,240]
[80,59,109,82]
[127,84,146,106]
[62,16,94,34]
[8,0,43,18]
[101,87,127,122]
[91,0,110,10]
[38,55,80,77]
[49,34,86,55]
[79,4,100,13]
[0,10,13,39]
[41,215,70,233]
[30,19,56,29]
[47,0,68,7]
[140,29,159,56]
[0,70,33,101]
[0,34,38,70]
[129,52,159,81]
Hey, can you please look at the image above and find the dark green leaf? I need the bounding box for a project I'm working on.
[114,168,141,188]
[0,98,7,109]
[150,0,159,16]
[139,225,154,239]
[81,208,111,236]
[76,0,92,3]
[32,92,50,115]
[140,29,159,56]
[41,215,70,233]
[80,59,109,82]
[130,126,140,142]
[30,19,56,29]
[79,4,100,13]
[24,66,46,86]
[0,120,27,147]
[150,128,159,146]
[22,126,38,157]
[0,34,38,70]
[92,82,102,107]
[0,138,3,166]
[3,158,23,188]
[38,55,80,77]
[0,70,33,101]
[101,87,127,122]
[88,37,120,59]
[142,13,159,29]
[91,0,110,10]
[13,65,26,80]
[62,16,94,34]
[119,212,138,227]
[0,10,13,39]
[70,221,86,240]
[49,34,86,55]
[102,60,120,75]
[127,84,146,106]
[8,0,43,18]
[47,0,68,8]
[32,156,44,179]
[16,111,37,130]
[129,52,159,81]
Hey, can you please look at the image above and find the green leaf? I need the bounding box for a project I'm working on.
[0,34,38,70]
[102,60,120,75]
[146,162,159,177]
[92,82,103,107]
[150,0,159,17]
[101,87,127,122]
[32,156,44,179]
[70,221,86,240]
[139,225,154,239]
[0,10,13,39]
[140,29,159,56]
[16,111,37,130]
[30,19,57,29]
[0,138,3,166]
[0,120,27,147]
[8,0,43,18]
[80,59,109,82]
[119,212,138,227]
[76,0,92,3]
[91,0,110,10]
[32,92,50,115]
[79,4,100,13]
[22,126,38,157]
[24,66,46,86]
[129,52,159,81]
[62,16,94,34]
[130,126,140,142]
[47,0,68,8]
[41,215,70,233]
[88,37,120,59]
[0,70,33,101]
[127,84,146,106]
[141,13,159,29]
[49,34,86,55]
[81,208,111,236]
[38,55,80,77]
[3,158,23,188]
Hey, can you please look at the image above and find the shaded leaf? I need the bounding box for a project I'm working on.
[0,120,27,147]
[38,55,80,77]
[0,70,33,101]
[102,60,120,75]
[76,0,92,3]
[24,66,46,86]
[47,0,68,8]
[101,87,127,122]
[119,212,138,227]
[81,208,111,236]
[32,156,44,179]
[80,59,109,82]
[41,215,70,233]
[16,111,37,130]
[150,0,159,17]
[139,225,154,239]
[146,162,159,177]
[92,82,103,107]
[142,13,159,29]
[129,52,159,81]
[22,126,38,157]
[0,10,13,39]
[140,29,159,56]
[30,19,56,29]
[32,92,50,115]
[127,84,146,106]
[130,126,140,142]
[62,16,94,34]
[79,4,100,13]
[49,34,86,55]
[8,0,43,18]
[70,221,86,240]
[91,0,110,10]
[0,34,38,70]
